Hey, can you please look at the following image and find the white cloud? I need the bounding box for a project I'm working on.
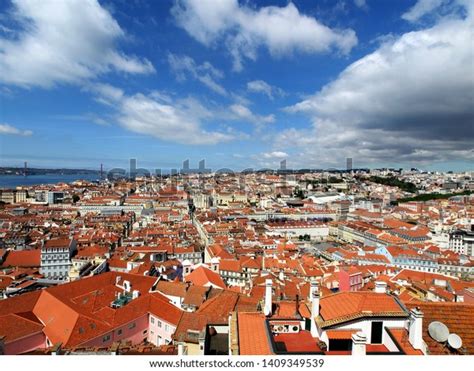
[247,80,284,100]
[282,1,474,167]
[229,104,275,126]
[91,84,233,145]
[0,0,154,88]
[262,151,288,159]
[172,0,357,71]
[354,0,368,9]
[167,53,227,96]
[402,0,444,22]
[88,83,124,106]
[0,123,32,136]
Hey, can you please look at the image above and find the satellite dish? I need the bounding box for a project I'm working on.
[447,334,462,349]
[428,321,449,342]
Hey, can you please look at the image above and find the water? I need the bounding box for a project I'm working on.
[0,174,100,188]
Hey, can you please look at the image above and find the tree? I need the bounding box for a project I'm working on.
[72,194,80,203]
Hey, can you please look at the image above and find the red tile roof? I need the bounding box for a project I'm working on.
[237,312,273,355]
[185,266,226,289]
[43,238,73,249]
[148,294,183,326]
[386,328,423,355]
[219,259,241,272]
[318,291,407,327]
[196,290,257,324]
[326,329,359,339]
[0,290,41,316]
[156,281,188,298]
[0,313,44,344]
[0,271,184,348]
[172,311,209,343]
[273,330,322,353]
[406,302,474,355]
[1,249,41,268]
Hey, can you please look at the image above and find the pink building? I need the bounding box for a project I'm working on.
[339,267,363,292]
[148,314,177,346]
[0,314,47,355]
[0,272,183,354]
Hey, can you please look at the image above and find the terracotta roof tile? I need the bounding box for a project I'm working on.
[319,291,407,327]
[326,329,360,339]
[156,281,188,298]
[185,266,226,289]
[406,302,474,355]
[0,313,44,344]
[238,312,273,355]
[1,249,41,268]
[386,328,423,355]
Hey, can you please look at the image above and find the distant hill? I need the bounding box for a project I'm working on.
[0,167,100,176]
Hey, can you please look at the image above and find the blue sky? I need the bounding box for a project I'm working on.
[0,0,473,172]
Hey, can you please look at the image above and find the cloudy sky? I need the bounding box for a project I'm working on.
[0,0,473,171]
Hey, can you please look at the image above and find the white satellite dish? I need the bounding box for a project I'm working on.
[447,333,462,350]
[428,321,449,342]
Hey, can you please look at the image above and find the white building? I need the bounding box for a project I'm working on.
[449,229,474,257]
[40,238,77,281]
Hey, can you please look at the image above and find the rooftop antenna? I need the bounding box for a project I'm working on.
[428,321,449,342]
[447,333,462,350]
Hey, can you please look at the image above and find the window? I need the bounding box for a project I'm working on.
[371,321,383,344]
[165,324,169,332]
[103,334,111,342]
[129,322,136,330]
[117,329,122,336]
[158,320,162,328]
[150,317,155,324]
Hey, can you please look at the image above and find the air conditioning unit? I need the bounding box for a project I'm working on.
[286,324,300,333]
[272,325,287,333]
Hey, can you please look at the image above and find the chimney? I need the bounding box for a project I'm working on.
[177,342,185,356]
[351,332,367,355]
[132,290,140,299]
[310,281,320,317]
[182,260,192,278]
[309,280,317,300]
[210,257,220,273]
[279,270,285,281]
[310,280,320,337]
[408,307,424,350]
[123,280,131,293]
[374,281,387,294]
[264,279,272,316]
